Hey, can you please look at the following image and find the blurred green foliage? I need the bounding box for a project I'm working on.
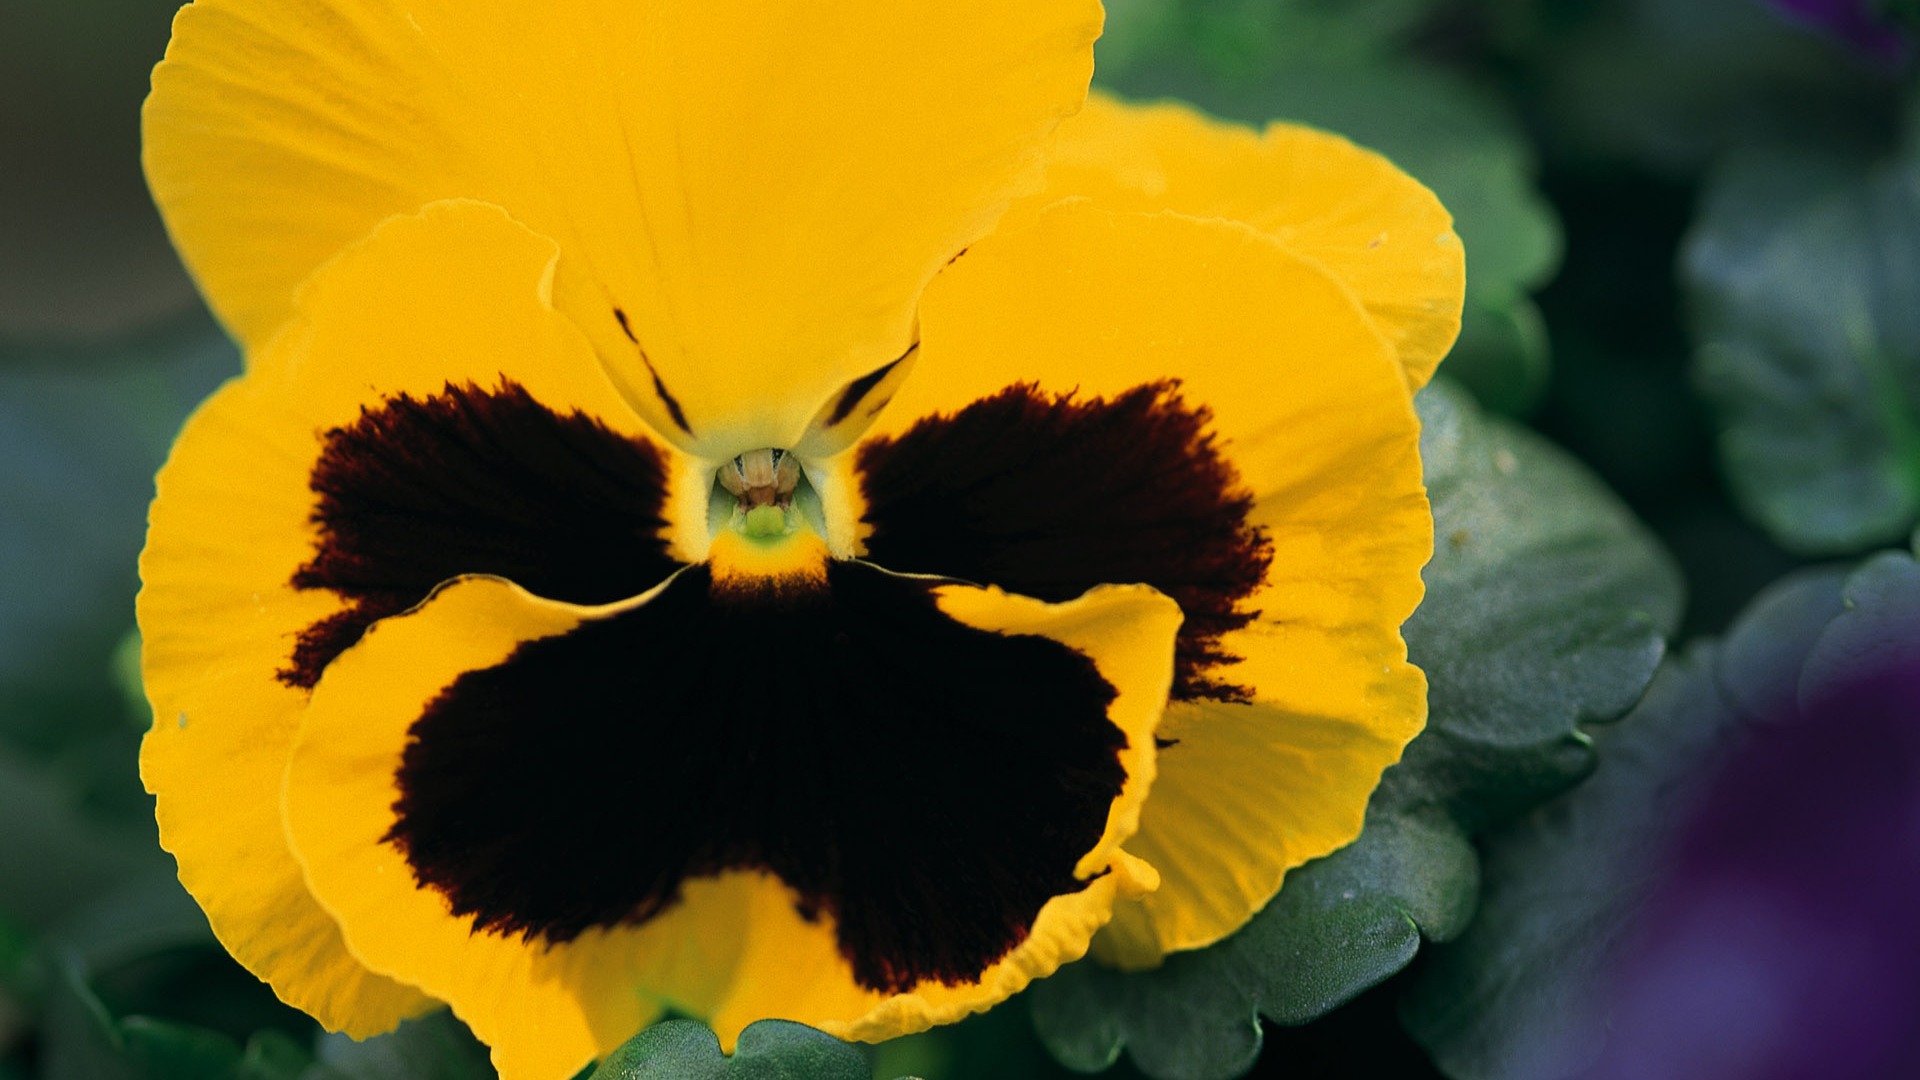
[1686,133,1920,553]
[5,0,1919,1078]
[1402,539,1920,1079]
[1099,0,1564,414]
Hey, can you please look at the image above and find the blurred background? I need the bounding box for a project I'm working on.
[3,1,1916,1078]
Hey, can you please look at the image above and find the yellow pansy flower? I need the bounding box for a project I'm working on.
[135,3,1461,1079]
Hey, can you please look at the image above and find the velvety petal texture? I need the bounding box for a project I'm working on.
[144,0,1102,453]
[1031,93,1464,390]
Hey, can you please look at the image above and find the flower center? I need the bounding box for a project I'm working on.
[718,448,801,537]
[706,448,834,587]
[710,447,832,548]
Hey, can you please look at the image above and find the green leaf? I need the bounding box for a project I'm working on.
[591,1020,883,1080]
[1094,0,1448,85]
[1397,647,1745,1080]
[1441,298,1550,417]
[1493,0,1894,175]
[1714,566,1853,724]
[43,958,145,1080]
[1799,545,1920,700]
[0,746,171,933]
[1685,138,1920,554]
[1404,383,1684,817]
[1029,381,1680,1079]
[43,867,213,972]
[1399,543,1920,1079]
[867,997,1081,1080]
[36,954,316,1080]
[118,1016,248,1079]
[593,1023,727,1080]
[306,1010,494,1080]
[0,911,30,991]
[234,1031,317,1080]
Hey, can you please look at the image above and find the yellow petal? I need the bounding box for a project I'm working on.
[138,201,663,1035]
[890,201,1408,493]
[708,850,1160,1049]
[1097,480,1432,963]
[1030,93,1464,390]
[880,200,1431,963]
[144,0,1102,454]
[284,576,754,1080]
[281,570,1180,1078]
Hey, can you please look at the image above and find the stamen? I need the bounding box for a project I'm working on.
[719,448,801,509]
[716,449,808,541]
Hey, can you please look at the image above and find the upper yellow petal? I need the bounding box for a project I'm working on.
[138,200,657,1035]
[1030,93,1464,390]
[144,0,1102,454]
[884,200,1408,492]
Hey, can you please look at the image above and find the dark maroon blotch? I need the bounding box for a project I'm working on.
[283,379,680,688]
[385,560,1127,993]
[610,306,692,435]
[857,382,1272,702]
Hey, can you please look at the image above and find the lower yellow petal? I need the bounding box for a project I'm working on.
[138,200,663,1036]
[283,568,1180,1078]
[1097,688,1426,965]
[708,848,1159,1048]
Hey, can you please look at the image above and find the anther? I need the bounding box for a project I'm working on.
[718,448,801,510]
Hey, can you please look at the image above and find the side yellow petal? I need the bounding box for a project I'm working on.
[139,201,654,1035]
[1031,93,1464,390]
[1097,465,1432,962]
[145,0,1102,453]
[886,200,1431,964]
[1094,262,1433,961]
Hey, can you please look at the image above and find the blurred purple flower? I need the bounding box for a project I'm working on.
[1585,657,1920,1080]
[1767,0,1911,62]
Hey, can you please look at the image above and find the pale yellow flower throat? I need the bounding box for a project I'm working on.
[706,447,834,585]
